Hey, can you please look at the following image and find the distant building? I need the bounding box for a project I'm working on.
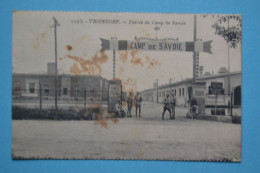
[218,67,228,74]
[141,71,241,116]
[12,64,109,102]
[12,73,109,102]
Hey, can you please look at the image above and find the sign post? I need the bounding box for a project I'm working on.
[108,80,122,113]
[191,82,206,115]
[210,82,223,115]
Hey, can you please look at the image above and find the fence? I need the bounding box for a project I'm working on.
[12,87,109,110]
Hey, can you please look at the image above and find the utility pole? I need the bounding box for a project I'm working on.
[52,17,60,111]
[156,79,159,103]
[193,15,199,82]
[227,16,230,96]
[113,49,116,79]
[227,16,232,116]
[135,79,137,94]
[169,78,172,84]
[39,82,42,110]
[84,87,86,108]
[111,36,117,80]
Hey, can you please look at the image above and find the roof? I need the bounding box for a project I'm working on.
[12,73,103,79]
[141,71,241,93]
[197,71,241,80]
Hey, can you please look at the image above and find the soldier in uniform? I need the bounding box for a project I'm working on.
[170,92,176,119]
[190,97,198,119]
[126,92,133,117]
[114,100,122,118]
[134,92,142,117]
[162,94,172,120]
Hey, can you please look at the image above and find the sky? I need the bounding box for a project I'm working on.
[12,11,241,92]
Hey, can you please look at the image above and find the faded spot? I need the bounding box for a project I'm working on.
[41,33,46,39]
[80,35,89,40]
[66,51,108,75]
[110,113,119,123]
[147,58,161,70]
[118,50,128,64]
[131,56,144,66]
[118,51,160,69]
[122,77,136,95]
[58,67,63,73]
[66,45,73,51]
[31,31,48,49]
[70,63,82,75]
[145,56,150,63]
[130,50,144,66]
[144,56,161,70]
[82,52,88,57]
[163,39,168,44]
[117,66,124,75]
[94,105,119,129]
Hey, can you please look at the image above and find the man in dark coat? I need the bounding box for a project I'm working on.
[135,92,142,117]
[162,94,172,120]
[170,92,176,119]
[126,92,133,117]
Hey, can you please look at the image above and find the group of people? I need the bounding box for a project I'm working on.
[126,92,142,117]
[114,92,142,118]
[162,92,176,120]
[114,90,198,120]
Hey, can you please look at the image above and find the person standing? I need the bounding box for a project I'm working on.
[190,97,198,119]
[170,92,176,119]
[162,94,172,120]
[114,100,122,118]
[135,92,142,117]
[126,92,133,117]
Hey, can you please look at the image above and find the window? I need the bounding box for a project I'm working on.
[182,88,185,96]
[74,87,79,95]
[63,88,67,95]
[209,82,224,95]
[14,81,21,93]
[179,88,181,96]
[29,82,35,93]
[44,85,49,94]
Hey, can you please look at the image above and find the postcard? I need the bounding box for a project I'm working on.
[12,11,241,161]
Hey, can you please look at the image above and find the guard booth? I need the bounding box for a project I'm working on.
[108,79,122,113]
[188,82,206,115]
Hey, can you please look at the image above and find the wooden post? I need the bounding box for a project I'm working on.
[193,15,198,82]
[84,87,86,108]
[52,17,60,111]
[215,93,217,115]
[39,82,42,110]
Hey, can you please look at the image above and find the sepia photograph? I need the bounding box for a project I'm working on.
[12,11,241,161]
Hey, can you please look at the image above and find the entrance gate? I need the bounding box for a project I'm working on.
[102,15,213,115]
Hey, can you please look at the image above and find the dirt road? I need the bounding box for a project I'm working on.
[12,102,241,161]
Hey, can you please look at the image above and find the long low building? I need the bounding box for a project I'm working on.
[12,73,109,102]
[12,63,109,103]
[141,71,241,116]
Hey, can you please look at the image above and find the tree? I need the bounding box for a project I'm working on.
[211,15,241,48]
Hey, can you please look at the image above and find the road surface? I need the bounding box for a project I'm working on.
[12,102,241,161]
